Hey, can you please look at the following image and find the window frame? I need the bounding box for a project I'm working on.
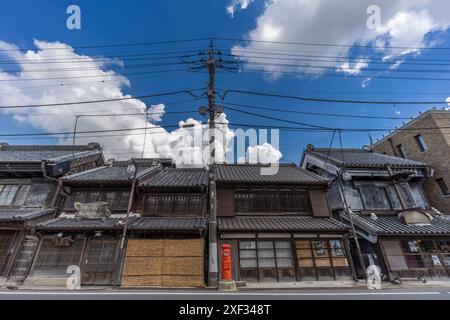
[396,144,408,158]
[436,178,450,196]
[238,238,351,283]
[0,184,31,207]
[64,190,130,212]
[414,134,428,152]
[234,190,312,215]
[142,193,205,216]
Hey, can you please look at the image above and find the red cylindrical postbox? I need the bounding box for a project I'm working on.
[221,244,232,281]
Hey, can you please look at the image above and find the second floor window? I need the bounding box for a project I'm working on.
[436,178,450,196]
[396,144,407,158]
[234,191,311,214]
[143,194,205,216]
[0,184,31,206]
[414,134,428,152]
[65,191,130,212]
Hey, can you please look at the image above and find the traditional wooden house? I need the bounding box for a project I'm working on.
[0,142,104,286]
[122,166,209,288]
[301,146,450,281]
[27,160,208,288]
[214,163,353,285]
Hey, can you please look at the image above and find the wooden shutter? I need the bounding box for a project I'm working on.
[82,238,119,285]
[217,188,234,217]
[0,231,15,277]
[8,235,39,281]
[309,190,330,217]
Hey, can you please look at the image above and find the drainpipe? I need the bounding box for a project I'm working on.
[115,160,138,288]
[337,168,366,280]
[120,161,138,250]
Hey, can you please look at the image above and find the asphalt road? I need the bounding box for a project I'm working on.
[1,287,450,300]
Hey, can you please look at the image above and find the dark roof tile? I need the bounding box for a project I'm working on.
[140,168,209,187]
[218,216,349,232]
[350,213,450,235]
[0,143,101,163]
[214,163,328,184]
[0,208,55,222]
[307,148,426,167]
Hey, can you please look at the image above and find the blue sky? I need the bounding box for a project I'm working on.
[0,0,450,164]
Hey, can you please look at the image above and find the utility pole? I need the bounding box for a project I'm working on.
[206,39,218,287]
[191,40,236,287]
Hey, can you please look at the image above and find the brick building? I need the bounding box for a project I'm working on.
[372,109,450,214]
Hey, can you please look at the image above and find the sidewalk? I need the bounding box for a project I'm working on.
[4,279,450,292]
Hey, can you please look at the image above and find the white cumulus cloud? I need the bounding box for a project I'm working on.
[226,0,254,17]
[0,40,281,167]
[232,0,450,80]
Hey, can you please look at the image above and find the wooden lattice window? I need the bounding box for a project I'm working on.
[32,238,85,274]
[0,232,15,276]
[65,191,130,212]
[82,239,118,285]
[235,191,311,214]
[143,194,205,216]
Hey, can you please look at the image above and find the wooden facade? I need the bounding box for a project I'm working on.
[24,163,209,288]
[301,146,450,281]
[215,164,353,284]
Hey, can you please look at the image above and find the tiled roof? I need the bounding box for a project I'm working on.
[218,216,349,232]
[350,213,450,235]
[37,217,130,230]
[64,159,162,182]
[140,168,209,187]
[128,217,206,231]
[0,208,55,222]
[37,216,206,232]
[214,163,328,184]
[307,148,426,168]
[0,143,101,163]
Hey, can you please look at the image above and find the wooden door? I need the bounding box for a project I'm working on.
[81,238,119,286]
[0,231,16,277]
[8,235,39,282]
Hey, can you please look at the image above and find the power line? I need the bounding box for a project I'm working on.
[223,102,412,120]
[219,88,450,105]
[225,48,450,63]
[0,88,203,109]
[15,110,198,117]
[0,67,202,82]
[236,61,450,74]
[223,122,450,133]
[225,53,450,67]
[0,50,204,64]
[223,105,332,129]
[0,124,181,137]
[0,38,209,52]
[230,68,450,82]
[213,36,450,51]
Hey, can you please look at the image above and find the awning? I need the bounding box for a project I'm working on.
[0,208,55,222]
[218,216,349,232]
